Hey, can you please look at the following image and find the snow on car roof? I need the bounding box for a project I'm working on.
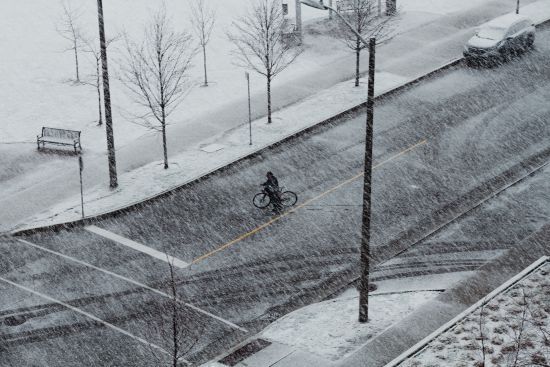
[485,13,532,29]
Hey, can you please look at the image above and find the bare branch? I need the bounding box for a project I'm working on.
[56,0,84,82]
[189,0,216,86]
[227,0,302,123]
[120,6,196,169]
[190,0,216,48]
[332,0,398,86]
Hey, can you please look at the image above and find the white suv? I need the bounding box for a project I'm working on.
[463,14,535,66]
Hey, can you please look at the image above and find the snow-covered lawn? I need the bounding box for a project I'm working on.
[394,259,550,367]
[0,0,336,147]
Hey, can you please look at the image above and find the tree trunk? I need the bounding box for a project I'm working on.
[74,43,80,82]
[267,74,272,124]
[172,301,178,367]
[170,266,178,367]
[355,38,361,87]
[202,45,208,86]
[162,107,169,169]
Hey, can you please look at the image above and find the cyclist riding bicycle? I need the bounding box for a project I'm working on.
[261,171,281,209]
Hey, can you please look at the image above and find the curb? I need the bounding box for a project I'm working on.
[384,256,550,367]
[10,58,463,237]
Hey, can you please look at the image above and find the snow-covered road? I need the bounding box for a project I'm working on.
[2,27,550,365]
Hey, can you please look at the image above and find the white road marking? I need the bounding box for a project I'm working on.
[85,225,190,269]
[0,275,180,362]
[17,239,248,333]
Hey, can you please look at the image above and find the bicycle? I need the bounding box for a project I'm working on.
[253,187,298,210]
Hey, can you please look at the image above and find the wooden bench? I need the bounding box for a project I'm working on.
[37,127,82,153]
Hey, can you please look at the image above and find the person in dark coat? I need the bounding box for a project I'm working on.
[261,171,281,209]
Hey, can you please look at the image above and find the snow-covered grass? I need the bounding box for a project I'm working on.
[394,259,550,367]
[0,0,336,148]
[261,288,439,361]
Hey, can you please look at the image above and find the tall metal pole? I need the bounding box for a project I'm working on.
[79,156,85,219]
[246,72,252,145]
[386,0,397,15]
[359,37,376,323]
[97,0,118,189]
[295,0,303,42]
[300,1,376,323]
[516,0,520,13]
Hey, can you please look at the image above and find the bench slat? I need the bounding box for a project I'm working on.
[38,126,81,152]
[42,127,80,140]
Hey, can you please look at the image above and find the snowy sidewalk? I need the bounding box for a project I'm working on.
[7,0,550,233]
[200,273,473,367]
[201,220,550,367]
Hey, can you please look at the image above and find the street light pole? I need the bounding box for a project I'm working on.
[295,0,303,43]
[97,0,118,189]
[246,72,252,145]
[386,0,397,15]
[306,1,370,44]
[516,0,520,14]
[79,155,85,219]
[359,37,375,323]
[300,0,375,323]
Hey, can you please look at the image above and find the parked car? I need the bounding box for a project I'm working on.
[463,14,535,66]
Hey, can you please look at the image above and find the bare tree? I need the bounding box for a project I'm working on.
[228,0,302,124]
[165,260,199,367]
[81,35,118,126]
[146,259,202,367]
[121,8,195,169]
[478,305,487,367]
[190,0,216,87]
[334,0,395,86]
[57,1,84,82]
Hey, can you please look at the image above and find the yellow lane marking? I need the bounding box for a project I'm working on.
[192,139,428,264]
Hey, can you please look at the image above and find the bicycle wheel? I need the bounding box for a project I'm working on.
[253,192,270,209]
[280,191,298,207]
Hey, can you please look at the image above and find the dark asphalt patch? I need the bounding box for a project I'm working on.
[218,338,272,366]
